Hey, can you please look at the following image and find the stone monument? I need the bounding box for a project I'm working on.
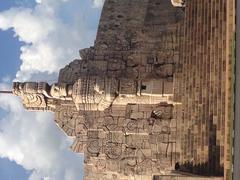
[3,0,235,179]
[10,0,182,179]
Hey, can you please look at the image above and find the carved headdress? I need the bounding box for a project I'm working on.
[12,82,49,110]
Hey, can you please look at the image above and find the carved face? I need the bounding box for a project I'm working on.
[50,83,67,98]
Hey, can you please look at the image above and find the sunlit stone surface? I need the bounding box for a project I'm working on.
[12,0,235,179]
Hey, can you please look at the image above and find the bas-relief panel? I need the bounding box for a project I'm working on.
[54,0,183,179]
[11,0,232,178]
[54,103,177,178]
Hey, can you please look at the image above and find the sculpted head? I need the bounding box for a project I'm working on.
[50,83,72,99]
[50,83,66,98]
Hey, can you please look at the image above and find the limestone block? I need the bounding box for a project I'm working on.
[91,156,107,172]
[122,164,135,176]
[141,140,151,149]
[125,135,145,148]
[149,134,157,144]
[98,130,106,139]
[76,134,88,142]
[117,117,125,127]
[105,142,122,160]
[164,81,173,94]
[125,119,138,133]
[106,160,120,172]
[108,132,124,144]
[123,146,136,158]
[87,139,102,155]
[108,62,123,71]
[71,139,85,153]
[130,112,144,119]
[103,116,118,131]
[152,124,162,134]
[141,149,152,158]
[152,104,173,120]
[119,79,137,95]
[125,135,134,147]
[141,79,164,96]
[135,159,153,175]
[89,60,108,72]
[79,47,94,59]
[150,144,158,154]
[87,130,99,139]
[154,64,173,78]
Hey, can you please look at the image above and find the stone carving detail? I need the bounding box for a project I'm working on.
[87,139,101,155]
[75,122,88,135]
[11,0,185,179]
[126,119,138,133]
[151,103,174,120]
[106,142,122,160]
[50,83,72,100]
[79,47,94,60]
[13,82,48,109]
[154,64,174,79]
[13,82,74,110]
[171,0,185,7]
[71,138,86,153]
[22,94,47,108]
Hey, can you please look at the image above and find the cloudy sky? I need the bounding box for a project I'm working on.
[0,0,104,179]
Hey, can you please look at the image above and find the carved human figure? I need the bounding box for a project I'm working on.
[13,82,73,99]
[12,82,73,109]
[49,83,72,100]
[13,75,174,111]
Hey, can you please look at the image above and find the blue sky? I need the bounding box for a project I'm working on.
[0,0,24,82]
[0,0,103,180]
[0,29,21,81]
[0,158,31,180]
[0,0,27,178]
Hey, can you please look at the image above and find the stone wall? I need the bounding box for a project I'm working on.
[54,102,178,179]
[177,0,235,178]
[13,0,235,179]
[55,0,183,179]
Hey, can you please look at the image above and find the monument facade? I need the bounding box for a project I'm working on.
[10,0,235,180]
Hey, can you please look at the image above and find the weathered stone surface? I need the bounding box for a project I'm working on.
[12,0,182,179]
[171,0,185,7]
[176,0,235,179]
[60,1,181,179]
[10,0,235,179]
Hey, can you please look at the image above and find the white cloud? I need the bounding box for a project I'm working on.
[36,0,42,3]
[0,0,104,180]
[0,94,84,180]
[92,0,105,8]
[0,0,102,81]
